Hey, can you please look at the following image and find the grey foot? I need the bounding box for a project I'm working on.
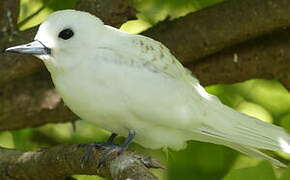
[80,130,136,168]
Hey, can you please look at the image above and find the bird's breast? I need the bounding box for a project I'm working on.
[51,60,202,149]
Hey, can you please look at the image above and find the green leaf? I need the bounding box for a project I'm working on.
[223,161,277,180]
[168,141,237,180]
[11,129,33,149]
[19,0,79,30]
[279,166,290,180]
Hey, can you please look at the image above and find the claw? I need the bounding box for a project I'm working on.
[80,131,136,168]
[97,145,121,168]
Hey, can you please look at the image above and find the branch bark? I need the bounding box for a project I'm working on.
[0,70,77,130]
[191,28,290,85]
[0,0,40,85]
[0,144,162,180]
[142,0,290,63]
[75,0,136,27]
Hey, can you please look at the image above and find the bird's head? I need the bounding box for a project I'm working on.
[6,10,105,73]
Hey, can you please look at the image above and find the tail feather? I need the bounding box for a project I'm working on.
[230,115,290,153]
[204,104,290,153]
[190,83,290,166]
[190,129,287,167]
[229,143,287,168]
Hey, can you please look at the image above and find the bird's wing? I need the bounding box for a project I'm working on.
[124,34,191,79]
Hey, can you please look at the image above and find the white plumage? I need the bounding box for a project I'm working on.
[8,10,290,167]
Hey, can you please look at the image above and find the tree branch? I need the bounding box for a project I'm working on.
[190,28,290,85]
[0,0,19,34]
[75,0,136,27]
[0,144,163,180]
[0,0,40,85]
[142,0,290,63]
[0,70,77,130]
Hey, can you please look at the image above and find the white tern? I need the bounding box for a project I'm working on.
[6,10,290,167]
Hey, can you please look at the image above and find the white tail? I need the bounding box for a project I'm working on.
[191,103,290,167]
[191,128,287,167]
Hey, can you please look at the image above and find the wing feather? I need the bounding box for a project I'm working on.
[127,35,190,79]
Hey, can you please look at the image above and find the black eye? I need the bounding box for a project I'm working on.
[58,28,74,40]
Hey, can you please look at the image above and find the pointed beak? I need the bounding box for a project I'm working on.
[5,40,51,55]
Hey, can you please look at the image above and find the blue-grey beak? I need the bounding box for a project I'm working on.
[5,40,51,55]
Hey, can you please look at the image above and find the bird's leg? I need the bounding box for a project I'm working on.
[106,133,118,143]
[80,133,118,167]
[119,130,136,149]
[97,130,136,168]
[80,130,136,168]
[91,133,118,147]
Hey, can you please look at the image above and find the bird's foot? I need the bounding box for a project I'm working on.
[80,130,136,168]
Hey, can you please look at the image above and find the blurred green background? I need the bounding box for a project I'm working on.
[1,0,290,179]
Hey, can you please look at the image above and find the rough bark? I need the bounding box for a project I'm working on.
[1,28,41,83]
[0,144,162,180]
[143,0,290,63]
[75,0,137,27]
[0,70,77,130]
[191,28,290,85]
[0,0,19,31]
[0,0,40,85]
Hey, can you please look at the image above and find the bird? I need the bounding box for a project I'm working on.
[5,9,290,167]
